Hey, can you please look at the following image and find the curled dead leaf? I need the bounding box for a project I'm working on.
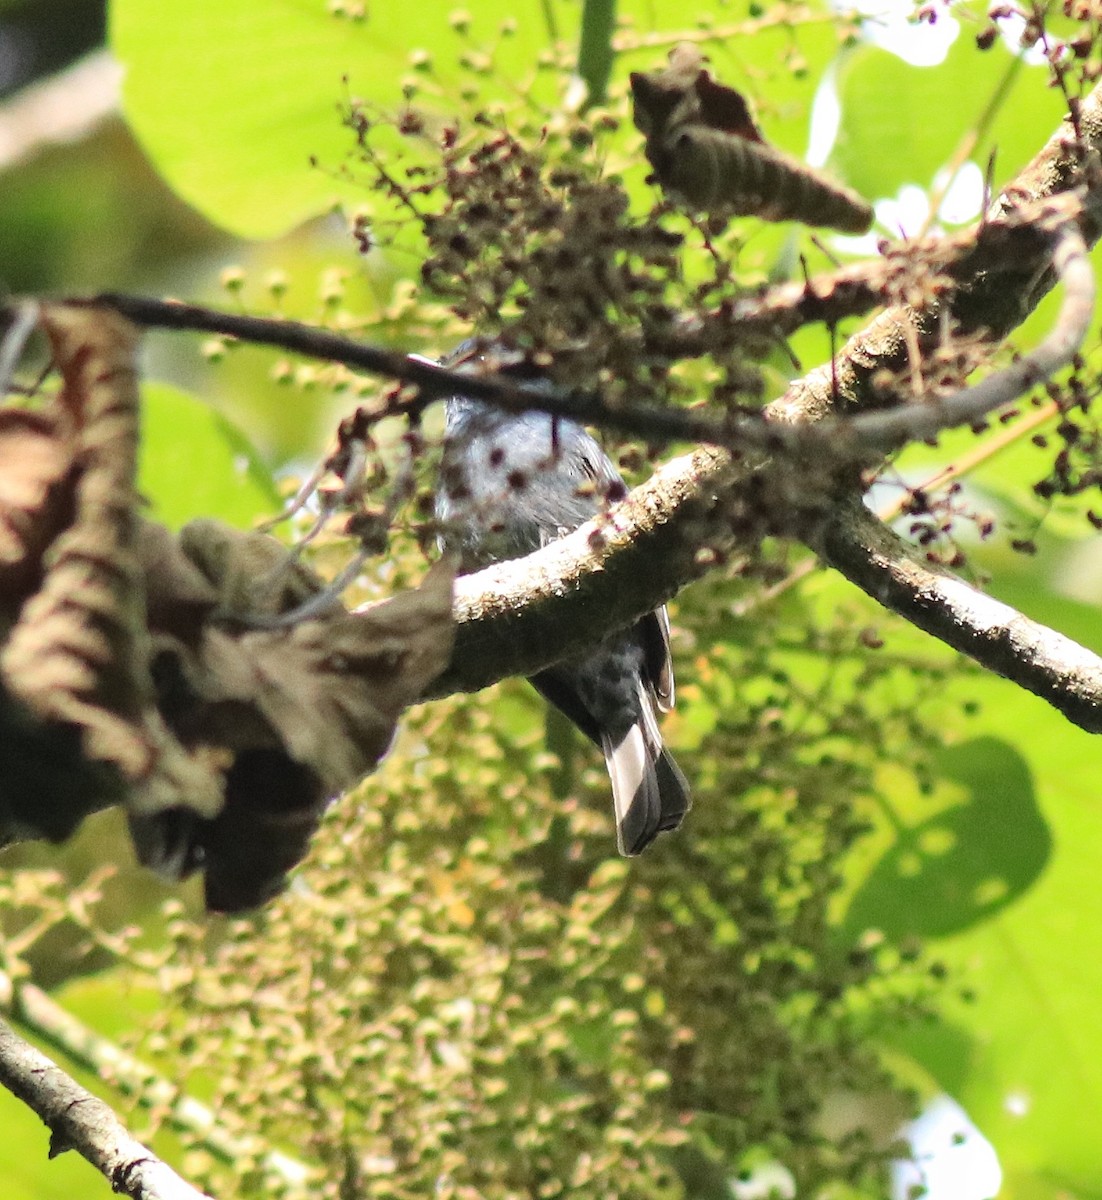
[630,43,873,234]
[0,305,223,840]
[0,409,72,617]
[133,528,456,911]
[0,305,456,911]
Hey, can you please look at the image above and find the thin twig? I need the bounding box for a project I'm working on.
[875,399,1059,525]
[796,217,1093,450]
[75,200,1090,458]
[0,302,40,397]
[86,293,726,445]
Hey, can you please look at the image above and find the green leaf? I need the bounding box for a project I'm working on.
[847,664,1102,1193]
[844,736,1051,940]
[802,541,1102,1195]
[138,381,279,529]
[108,0,852,240]
[109,0,571,238]
[832,32,1063,200]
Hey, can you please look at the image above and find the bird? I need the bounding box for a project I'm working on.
[434,345,690,855]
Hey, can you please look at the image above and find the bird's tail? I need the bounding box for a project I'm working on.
[602,686,691,856]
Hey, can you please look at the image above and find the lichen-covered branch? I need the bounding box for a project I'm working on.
[0,967,309,1191]
[817,499,1102,733]
[432,82,1102,710]
[791,210,1094,450]
[426,446,729,695]
[0,1014,209,1200]
[771,81,1102,427]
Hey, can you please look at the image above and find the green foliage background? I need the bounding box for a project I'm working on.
[2,0,1101,1197]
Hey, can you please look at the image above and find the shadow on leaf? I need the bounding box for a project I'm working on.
[844,736,1052,940]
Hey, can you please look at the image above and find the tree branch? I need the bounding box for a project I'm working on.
[817,498,1102,733]
[425,446,727,695]
[432,82,1102,709]
[85,292,726,446]
[11,80,1102,752]
[81,186,1092,455]
[0,966,309,1189]
[790,210,1094,450]
[0,1013,210,1200]
[771,83,1102,427]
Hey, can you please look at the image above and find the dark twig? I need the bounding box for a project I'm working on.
[86,293,725,445]
[76,195,1093,458]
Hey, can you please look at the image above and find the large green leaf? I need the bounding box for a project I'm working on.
[905,700,1102,1194]
[109,0,572,238]
[837,577,1102,1195]
[832,32,1063,200]
[844,736,1052,940]
[138,381,279,529]
[109,0,852,240]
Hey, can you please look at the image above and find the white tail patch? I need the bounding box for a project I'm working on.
[603,721,661,855]
[602,680,689,855]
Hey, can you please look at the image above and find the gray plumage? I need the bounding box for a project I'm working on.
[436,374,690,855]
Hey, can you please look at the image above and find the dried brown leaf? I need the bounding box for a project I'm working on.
[176,517,325,620]
[630,43,872,233]
[0,409,71,613]
[0,307,456,911]
[128,521,455,910]
[243,555,456,792]
[0,305,221,840]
